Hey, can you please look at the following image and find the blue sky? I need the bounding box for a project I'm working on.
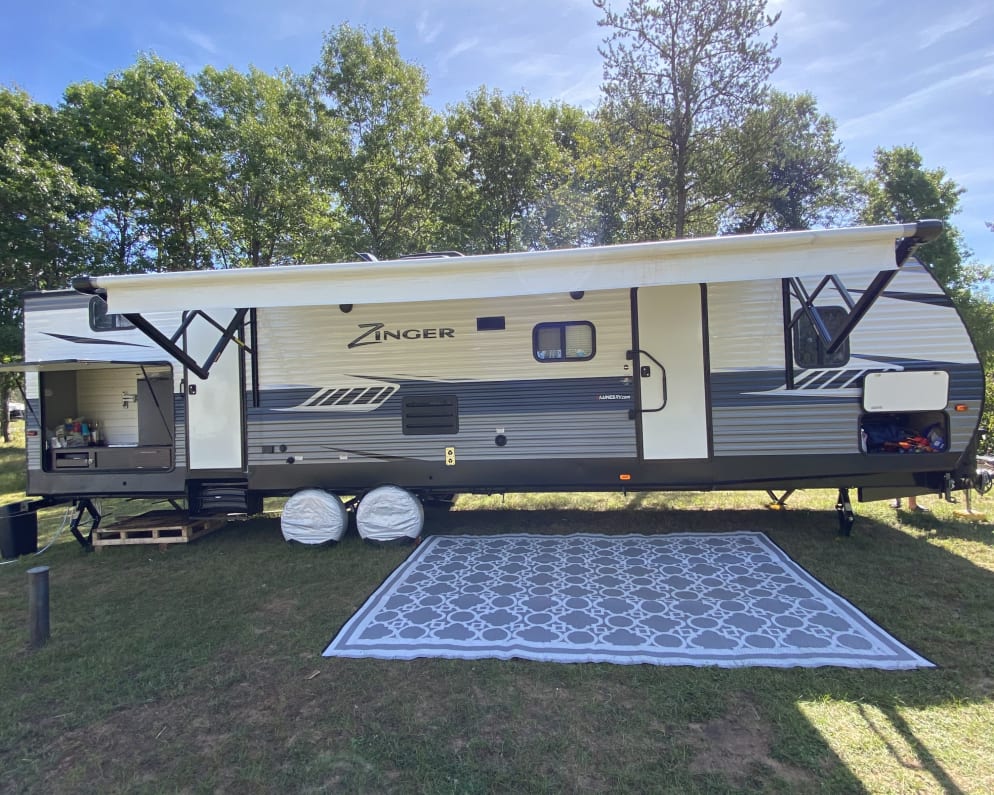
[1,0,992,263]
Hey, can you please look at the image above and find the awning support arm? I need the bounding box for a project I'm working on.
[786,221,944,357]
[823,270,899,355]
[122,309,249,380]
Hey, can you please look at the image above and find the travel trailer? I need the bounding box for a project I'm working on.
[4,221,988,543]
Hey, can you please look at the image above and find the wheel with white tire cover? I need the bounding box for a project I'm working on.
[355,485,424,543]
[280,489,348,544]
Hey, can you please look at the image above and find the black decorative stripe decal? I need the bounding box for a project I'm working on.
[42,332,150,347]
[850,289,955,307]
[320,445,422,462]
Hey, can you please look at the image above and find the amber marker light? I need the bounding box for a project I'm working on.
[619,473,632,481]
[955,404,969,412]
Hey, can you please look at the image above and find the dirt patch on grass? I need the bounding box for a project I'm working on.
[36,654,365,793]
[683,692,815,788]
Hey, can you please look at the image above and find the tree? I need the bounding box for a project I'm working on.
[1,88,96,440]
[589,99,678,244]
[63,55,218,273]
[727,91,856,233]
[1,292,24,443]
[1,88,97,291]
[520,103,603,251]
[595,0,780,238]
[444,89,590,253]
[858,146,966,288]
[198,66,344,267]
[312,24,444,259]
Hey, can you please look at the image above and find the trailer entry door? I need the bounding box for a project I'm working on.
[635,285,708,460]
[185,310,244,470]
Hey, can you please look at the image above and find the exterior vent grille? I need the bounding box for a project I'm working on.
[316,385,395,407]
[402,395,459,435]
[287,384,397,412]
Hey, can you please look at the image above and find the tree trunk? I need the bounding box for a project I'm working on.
[1,381,10,443]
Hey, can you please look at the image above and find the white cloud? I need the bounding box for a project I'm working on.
[272,12,311,41]
[796,46,875,77]
[436,37,479,72]
[838,62,994,140]
[180,27,219,55]
[416,10,443,44]
[918,3,991,49]
[507,53,572,80]
[764,0,848,43]
[554,64,603,108]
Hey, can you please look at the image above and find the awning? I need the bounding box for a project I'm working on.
[0,360,172,373]
[75,223,930,315]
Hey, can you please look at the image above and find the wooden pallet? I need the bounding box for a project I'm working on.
[93,511,226,549]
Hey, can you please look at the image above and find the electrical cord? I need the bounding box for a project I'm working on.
[34,502,78,555]
[0,502,77,566]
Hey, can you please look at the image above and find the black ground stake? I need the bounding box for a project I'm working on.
[28,565,50,649]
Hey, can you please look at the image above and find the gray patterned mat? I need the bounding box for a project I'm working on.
[323,532,933,669]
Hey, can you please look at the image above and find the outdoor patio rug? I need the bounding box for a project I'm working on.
[323,532,933,669]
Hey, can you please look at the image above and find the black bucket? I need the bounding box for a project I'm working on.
[0,502,39,560]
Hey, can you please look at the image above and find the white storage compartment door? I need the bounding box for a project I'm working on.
[863,371,949,412]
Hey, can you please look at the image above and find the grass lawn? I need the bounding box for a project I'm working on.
[3,422,994,793]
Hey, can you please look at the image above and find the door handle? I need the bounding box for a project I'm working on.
[637,350,667,412]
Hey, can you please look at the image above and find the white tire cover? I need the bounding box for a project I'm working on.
[356,485,424,542]
[281,489,348,544]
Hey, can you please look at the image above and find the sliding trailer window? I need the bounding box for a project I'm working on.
[533,322,595,362]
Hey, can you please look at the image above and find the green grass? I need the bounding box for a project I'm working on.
[3,428,994,792]
[0,424,29,502]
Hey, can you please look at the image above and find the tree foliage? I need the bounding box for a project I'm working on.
[198,66,343,267]
[444,89,593,253]
[858,145,967,289]
[63,56,216,273]
[590,99,677,243]
[728,91,856,233]
[1,88,97,291]
[0,88,97,440]
[312,24,444,259]
[519,103,602,251]
[595,0,780,238]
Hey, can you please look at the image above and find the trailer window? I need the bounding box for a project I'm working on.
[89,296,134,332]
[792,307,849,368]
[533,322,594,361]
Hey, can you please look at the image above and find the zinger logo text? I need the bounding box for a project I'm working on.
[348,322,456,349]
